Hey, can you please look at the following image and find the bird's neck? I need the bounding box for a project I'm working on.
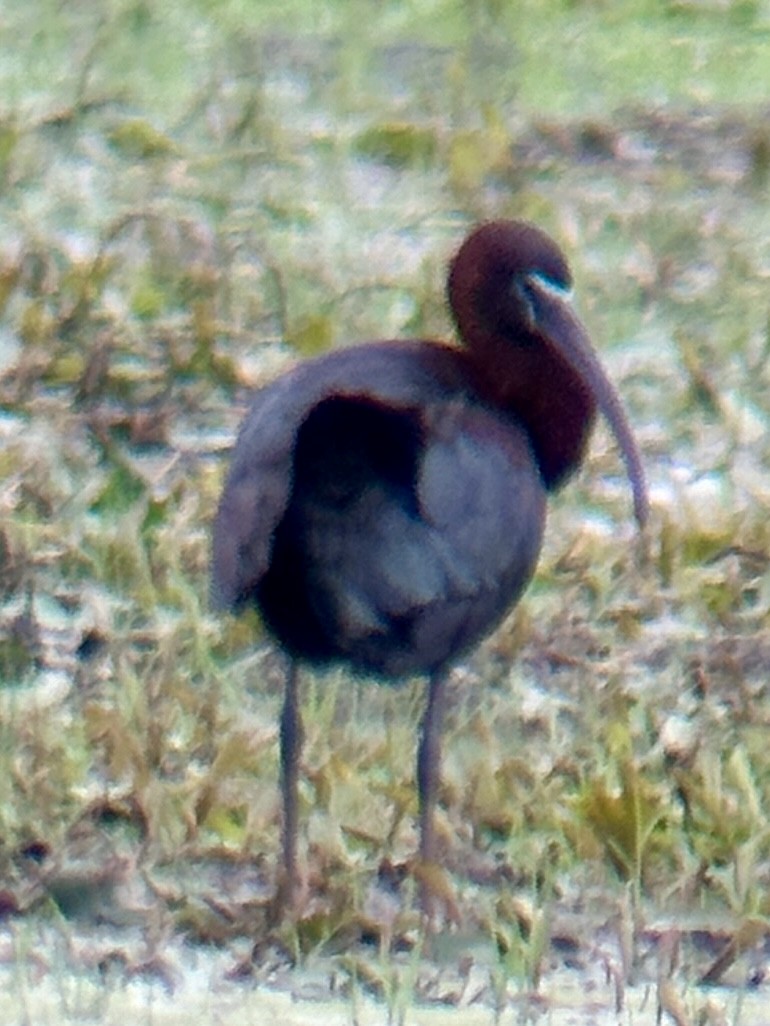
[466,332,597,491]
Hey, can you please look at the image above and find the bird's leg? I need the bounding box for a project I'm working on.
[417,670,447,867]
[278,660,303,913]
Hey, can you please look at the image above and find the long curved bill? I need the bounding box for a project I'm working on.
[526,274,649,529]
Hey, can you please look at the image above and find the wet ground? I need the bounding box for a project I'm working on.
[2,4,770,1024]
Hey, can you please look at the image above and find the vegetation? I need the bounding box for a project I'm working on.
[1,1,770,1022]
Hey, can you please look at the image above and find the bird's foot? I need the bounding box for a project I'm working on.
[413,857,461,928]
[267,861,307,928]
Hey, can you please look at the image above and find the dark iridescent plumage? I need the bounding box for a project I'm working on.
[213,220,648,910]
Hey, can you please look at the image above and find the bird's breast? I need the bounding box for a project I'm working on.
[261,393,547,678]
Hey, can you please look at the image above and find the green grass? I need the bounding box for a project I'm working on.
[2,0,770,1021]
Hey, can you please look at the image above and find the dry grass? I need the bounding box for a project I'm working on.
[1,1,770,1022]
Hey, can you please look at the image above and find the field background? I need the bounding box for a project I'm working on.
[2,1,770,1023]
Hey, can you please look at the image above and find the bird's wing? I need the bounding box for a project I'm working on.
[401,402,548,670]
[417,402,546,593]
[211,341,465,610]
[293,399,548,676]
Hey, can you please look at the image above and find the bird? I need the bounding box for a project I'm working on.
[212,219,649,912]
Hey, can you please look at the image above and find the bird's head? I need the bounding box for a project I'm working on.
[448,220,648,528]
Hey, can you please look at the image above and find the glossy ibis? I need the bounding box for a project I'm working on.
[213,220,648,910]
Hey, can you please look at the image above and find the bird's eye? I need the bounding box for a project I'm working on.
[510,278,538,330]
[526,270,573,301]
[511,270,574,331]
